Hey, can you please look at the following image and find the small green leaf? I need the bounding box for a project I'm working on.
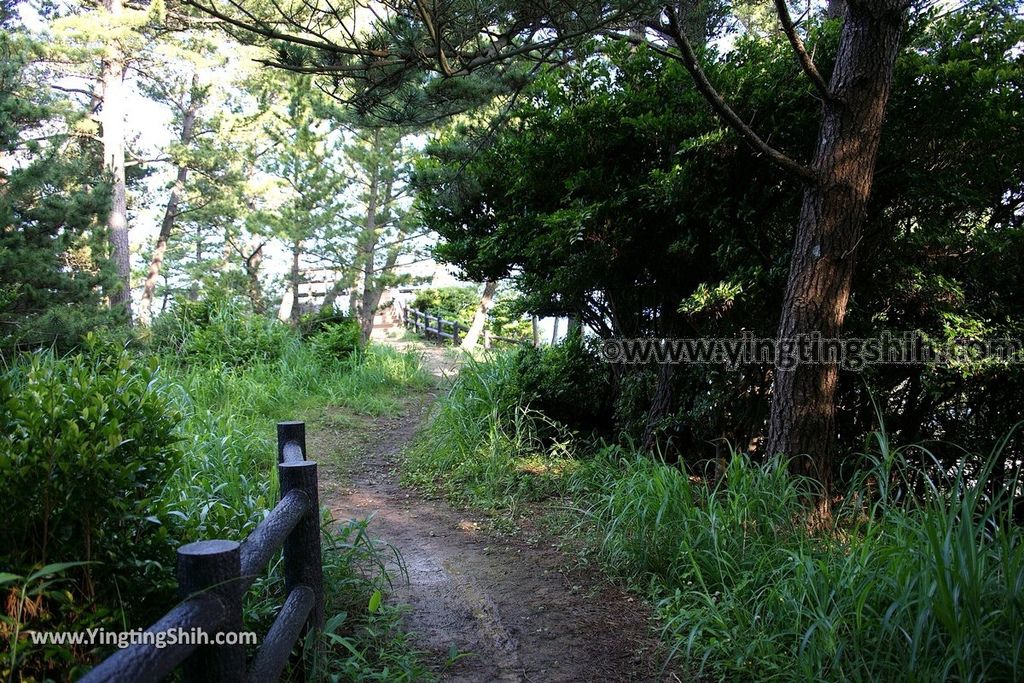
[367,589,382,614]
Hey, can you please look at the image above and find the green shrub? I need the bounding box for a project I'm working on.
[310,318,362,364]
[511,333,615,433]
[411,286,479,325]
[486,292,532,339]
[0,349,182,679]
[151,295,294,366]
[0,350,181,579]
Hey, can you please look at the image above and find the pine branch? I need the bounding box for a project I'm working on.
[773,0,831,100]
[663,7,815,183]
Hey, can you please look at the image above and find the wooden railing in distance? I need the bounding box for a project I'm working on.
[401,305,528,348]
[80,421,323,683]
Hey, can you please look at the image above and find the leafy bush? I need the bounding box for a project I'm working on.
[0,350,181,579]
[486,292,533,340]
[0,349,182,679]
[151,295,294,366]
[310,318,362,364]
[511,333,615,433]
[411,286,479,325]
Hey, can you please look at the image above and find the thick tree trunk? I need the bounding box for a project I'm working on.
[765,0,906,503]
[461,280,497,350]
[101,0,131,321]
[138,80,199,325]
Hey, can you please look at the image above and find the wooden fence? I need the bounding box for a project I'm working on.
[80,421,323,683]
[401,306,528,348]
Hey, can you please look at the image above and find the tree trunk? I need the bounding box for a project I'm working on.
[461,280,497,350]
[287,240,301,324]
[765,0,907,505]
[101,0,131,321]
[356,131,382,344]
[321,279,346,313]
[189,229,201,301]
[245,241,265,313]
[642,363,676,453]
[138,77,199,326]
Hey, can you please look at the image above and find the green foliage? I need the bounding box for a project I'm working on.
[405,351,577,515]
[511,334,614,433]
[411,286,479,325]
[310,319,362,365]
[0,349,182,679]
[150,295,294,366]
[486,291,533,339]
[0,350,181,577]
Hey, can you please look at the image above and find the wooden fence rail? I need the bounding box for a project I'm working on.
[80,421,323,683]
[401,306,528,348]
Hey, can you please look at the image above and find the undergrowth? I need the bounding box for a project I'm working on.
[403,353,577,515]
[3,301,433,681]
[406,350,1024,681]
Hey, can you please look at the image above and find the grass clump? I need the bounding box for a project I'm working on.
[573,439,1024,681]
[404,352,577,513]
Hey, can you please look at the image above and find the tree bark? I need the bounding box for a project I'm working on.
[100,0,131,321]
[138,76,200,326]
[765,0,907,504]
[642,362,676,453]
[289,240,301,323]
[244,241,265,313]
[461,280,498,349]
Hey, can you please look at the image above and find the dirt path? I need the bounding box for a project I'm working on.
[316,345,673,682]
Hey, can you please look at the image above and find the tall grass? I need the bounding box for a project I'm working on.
[410,351,1024,681]
[158,343,430,544]
[572,440,1024,681]
[404,352,576,513]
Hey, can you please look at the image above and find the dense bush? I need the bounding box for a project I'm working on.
[511,334,615,434]
[310,318,362,364]
[0,349,181,580]
[150,295,294,366]
[0,348,183,678]
[411,286,478,325]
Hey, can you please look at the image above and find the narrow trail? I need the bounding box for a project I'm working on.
[316,343,671,682]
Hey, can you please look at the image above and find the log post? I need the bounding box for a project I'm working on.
[178,540,245,683]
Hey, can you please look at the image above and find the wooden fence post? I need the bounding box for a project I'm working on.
[277,421,306,464]
[483,329,491,350]
[278,461,324,631]
[453,322,461,345]
[178,540,245,683]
